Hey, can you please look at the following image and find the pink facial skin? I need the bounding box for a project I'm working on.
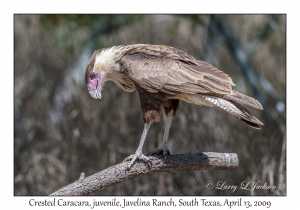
[87,72,102,99]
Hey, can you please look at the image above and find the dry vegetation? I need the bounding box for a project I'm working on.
[14,14,286,195]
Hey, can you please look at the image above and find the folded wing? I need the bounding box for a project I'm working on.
[119,45,263,128]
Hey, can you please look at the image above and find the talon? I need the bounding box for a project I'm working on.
[125,152,152,169]
[164,149,170,156]
[123,154,135,162]
[147,148,170,160]
[163,150,170,160]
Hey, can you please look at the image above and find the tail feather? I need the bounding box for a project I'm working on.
[240,119,261,129]
[202,95,264,129]
[224,90,263,110]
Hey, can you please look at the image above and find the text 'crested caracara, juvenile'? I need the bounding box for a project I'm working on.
[85,44,263,168]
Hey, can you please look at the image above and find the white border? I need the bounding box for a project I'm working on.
[2,0,296,209]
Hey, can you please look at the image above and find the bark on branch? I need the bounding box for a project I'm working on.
[50,152,238,196]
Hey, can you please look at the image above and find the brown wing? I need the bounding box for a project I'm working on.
[119,45,263,128]
[119,45,235,96]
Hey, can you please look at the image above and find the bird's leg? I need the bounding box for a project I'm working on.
[123,123,152,168]
[147,109,173,158]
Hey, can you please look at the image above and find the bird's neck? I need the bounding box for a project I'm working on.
[95,46,124,73]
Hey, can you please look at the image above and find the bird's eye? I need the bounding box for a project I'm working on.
[90,72,96,79]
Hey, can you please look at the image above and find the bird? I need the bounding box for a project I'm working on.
[85,44,263,168]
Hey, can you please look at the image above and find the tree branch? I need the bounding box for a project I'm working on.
[50,152,238,196]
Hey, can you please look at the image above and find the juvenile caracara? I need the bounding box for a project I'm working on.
[85,44,263,168]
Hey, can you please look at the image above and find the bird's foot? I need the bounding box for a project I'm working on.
[147,147,170,160]
[123,151,152,169]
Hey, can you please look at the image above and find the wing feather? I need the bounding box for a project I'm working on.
[116,44,263,128]
[120,47,234,96]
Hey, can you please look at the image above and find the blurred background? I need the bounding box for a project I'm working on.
[14,14,286,196]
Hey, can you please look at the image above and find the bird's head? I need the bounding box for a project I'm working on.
[85,50,104,99]
[85,47,123,99]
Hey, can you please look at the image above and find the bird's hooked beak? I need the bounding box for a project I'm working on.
[87,72,103,99]
[88,89,102,99]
